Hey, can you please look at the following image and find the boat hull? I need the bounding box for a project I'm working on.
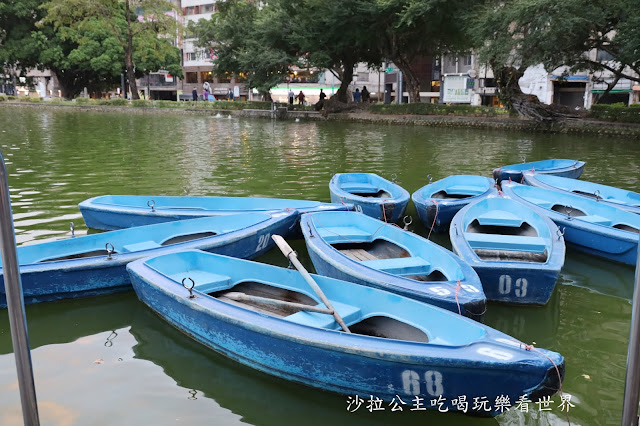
[412,176,498,233]
[128,253,564,417]
[329,173,410,222]
[79,195,350,234]
[493,159,585,183]
[0,212,297,307]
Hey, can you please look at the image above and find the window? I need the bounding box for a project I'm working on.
[202,3,215,13]
[186,52,197,61]
[200,71,213,83]
[218,73,231,83]
[185,72,198,84]
[184,6,195,15]
[357,72,369,82]
[462,55,472,66]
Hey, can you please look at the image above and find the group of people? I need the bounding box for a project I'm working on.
[288,89,306,105]
[191,81,236,102]
[353,86,370,103]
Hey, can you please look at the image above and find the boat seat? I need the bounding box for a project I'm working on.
[359,257,431,276]
[285,301,362,330]
[340,183,379,194]
[523,197,554,209]
[170,271,232,294]
[476,211,524,227]
[465,233,547,253]
[445,185,485,196]
[317,226,371,244]
[121,240,163,252]
[578,215,612,226]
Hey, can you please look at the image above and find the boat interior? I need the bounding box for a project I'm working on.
[332,239,448,282]
[209,280,430,343]
[551,204,640,233]
[465,211,548,263]
[35,231,218,263]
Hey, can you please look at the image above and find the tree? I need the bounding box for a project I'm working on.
[471,0,640,114]
[44,0,181,99]
[374,0,473,102]
[191,0,297,100]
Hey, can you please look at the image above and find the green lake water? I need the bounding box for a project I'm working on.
[0,105,637,425]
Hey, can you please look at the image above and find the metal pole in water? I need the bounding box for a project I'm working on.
[0,153,40,425]
[622,239,640,426]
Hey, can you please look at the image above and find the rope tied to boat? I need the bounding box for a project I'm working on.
[381,199,389,223]
[427,200,439,240]
[557,226,565,240]
[520,341,570,425]
[454,280,461,315]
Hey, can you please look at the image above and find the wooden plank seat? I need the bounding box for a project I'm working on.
[285,300,362,330]
[465,233,547,253]
[476,211,524,227]
[169,271,232,293]
[122,241,163,252]
[317,226,371,244]
[445,185,485,196]
[359,257,431,276]
[578,215,612,226]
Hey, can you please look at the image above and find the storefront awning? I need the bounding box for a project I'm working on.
[550,75,589,83]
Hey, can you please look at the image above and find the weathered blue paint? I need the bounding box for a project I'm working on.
[412,175,498,233]
[300,211,486,320]
[79,194,351,233]
[127,250,564,417]
[0,211,297,307]
[493,159,585,183]
[502,182,640,265]
[523,172,640,215]
[449,197,566,305]
[329,173,410,222]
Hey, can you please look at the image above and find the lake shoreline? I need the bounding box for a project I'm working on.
[4,101,640,138]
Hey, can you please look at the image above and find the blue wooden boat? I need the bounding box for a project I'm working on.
[493,159,585,183]
[412,175,498,233]
[502,182,640,265]
[329,173,410,222]
[79,195,350,232]
[128,250,564,416]
[523,172,640,215]
[300,211,486,319]
[449,197,565,305]
[0,211,297,307]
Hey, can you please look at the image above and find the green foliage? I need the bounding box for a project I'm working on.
[589,104,640,123]
[131,99,150,108]
[369,103,502,117]
[0,95,6,102]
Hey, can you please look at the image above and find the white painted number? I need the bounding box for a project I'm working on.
[429,286,451,296]
[515,278,528,298]
[256,233,271,252]
[477,347,513,361]
[425,370,444,396]
[402,370,420,395]
[460,284,480,293]
[498,274,512,295]
[498,275,528,298]
[401,369,445,396]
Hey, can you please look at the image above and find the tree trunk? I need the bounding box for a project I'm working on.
[53,69,88,100]
[125,0,139,100]
[394,59,421,103]
[334,61,354,104]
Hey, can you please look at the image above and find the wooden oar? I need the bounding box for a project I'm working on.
[272,235,351,333]
[223,292,333,314]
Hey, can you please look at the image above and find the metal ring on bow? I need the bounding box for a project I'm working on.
[521,154,527,163]
[147,199,155,212]
[182,277,196,298]
[594,190,601,201]
[390,173,398,184]
[70,221,75,238]
[427,174,433,184]
[184,186,190,196]
[403,215,413,230]
[105,242,115,259]
[565,205,573,219]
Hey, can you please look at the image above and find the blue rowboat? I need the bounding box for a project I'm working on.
[449,197,565,305]
[300,211,486,319]
[412,175,498,233]
[493,159,585,183]
[501,182,640,265]
[79,195,351,232]
[523,172,640,215]
[0,211,297,307]
[329,173,410,222]
[128,250,564,417]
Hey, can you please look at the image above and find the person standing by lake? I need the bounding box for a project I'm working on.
[297,91,305,105]
[353,88,361,102]
[288,89,294,105]
[361,86,370,103]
